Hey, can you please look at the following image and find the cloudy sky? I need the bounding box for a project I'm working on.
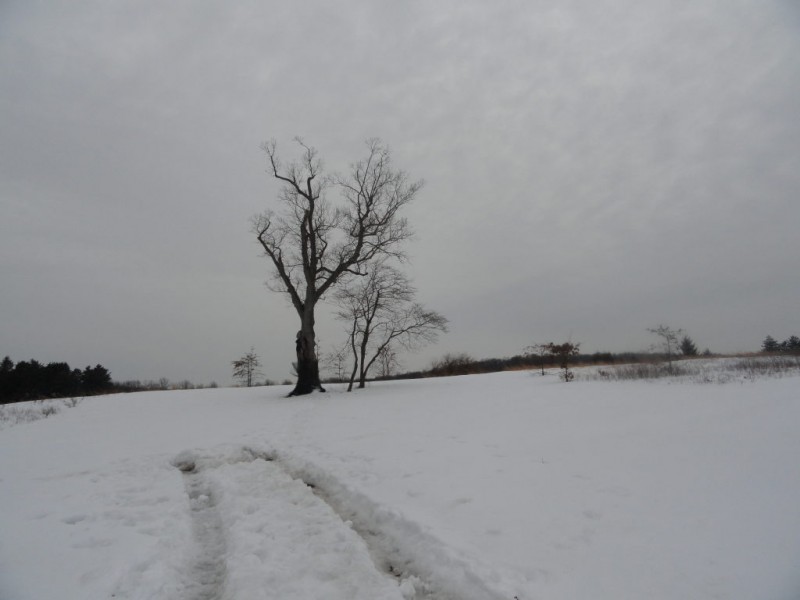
[2,0,798,386]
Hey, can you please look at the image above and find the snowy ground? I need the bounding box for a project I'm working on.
[1,367,799,599]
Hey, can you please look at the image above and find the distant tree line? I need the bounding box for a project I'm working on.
[379,330,800,383]
[376,327,713,382]
[0,356,225,404]
[113,378,219,393]
[1,356,112,404]
[376,351,664,381]
[761,335,800,354]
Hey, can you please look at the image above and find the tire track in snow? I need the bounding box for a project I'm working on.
[248,446,516,600]
[171,446,516,600]
[171,448,406,599]
[292,479,513,599]
[174,457,228,600]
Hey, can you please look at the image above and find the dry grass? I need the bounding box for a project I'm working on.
[579,355,800,384]
[0,397,83,430]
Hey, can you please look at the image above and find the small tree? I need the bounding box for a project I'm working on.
[322,345,350,383]
[761,335,779,353]
[335,261,447,391]
[376,344,399,379]
[232,348,262,387]
[546,342,580,382]
[680,335,698,357]
[648,325,683,373]
[524,344,551,375]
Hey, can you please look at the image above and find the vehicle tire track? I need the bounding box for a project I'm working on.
[247,446,515,600]
[175,457,228,600]
[171,446,516,600]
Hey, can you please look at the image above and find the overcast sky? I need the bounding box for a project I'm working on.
[2,0,798,386]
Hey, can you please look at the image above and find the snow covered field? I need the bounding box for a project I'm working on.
[1,367,799,600]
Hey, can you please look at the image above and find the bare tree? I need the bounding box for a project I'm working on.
[322,344,350,383]
[253,138,422,396]
[376,344,399,379]
[335,261,447,391]
[647,325,683,373]
[524,343,551,376]
[232,348,262,387]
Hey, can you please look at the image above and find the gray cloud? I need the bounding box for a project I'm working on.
[1,0,798,384]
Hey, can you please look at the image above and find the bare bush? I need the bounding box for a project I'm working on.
[728,356,800,380]
[590,362,690,381]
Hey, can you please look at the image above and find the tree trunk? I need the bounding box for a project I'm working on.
[358,335,369,389]
[291,355,322,396]
[347,357,357,392]
[289,316,325,396]
[346,320,358,392]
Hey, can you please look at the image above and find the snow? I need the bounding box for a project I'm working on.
[1,367,799,599]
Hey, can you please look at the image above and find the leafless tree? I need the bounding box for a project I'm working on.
[376,345,399,379]
[524,343,551,375]
[253,138,422,396]
[322,344,350,383]
[335,261,447,391]
[647,325,683,373]
[232,348,262,387]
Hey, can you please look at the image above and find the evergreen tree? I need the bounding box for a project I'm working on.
[0,356,14,401]
[82,365,112,393]
[680,335,698,356]
[761,335,780,353]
